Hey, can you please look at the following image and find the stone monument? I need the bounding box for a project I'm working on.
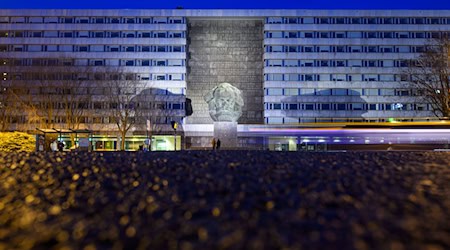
[204,83,244,148]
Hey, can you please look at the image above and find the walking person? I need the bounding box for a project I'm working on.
[216,139,221,150]
[211,138,216,150]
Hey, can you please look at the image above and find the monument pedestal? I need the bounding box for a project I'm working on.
[214,122,238,149]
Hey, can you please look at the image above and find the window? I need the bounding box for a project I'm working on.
[304,32,314,38]
[284,60,298,67]
[267,74,283,81]
[29,17,43,23]
[300,89,315,96]
[156,32,166,38]
[333,89,347,96]
[284,88,298,95]
[125,60,134,66]
[288,46,298,52]
[288,32,298,38]
[430,18,440,24]
[304,104,314,110]
[153,17,167,23]
[267,88,282,95]
[383,18,393,24]
[44,31,58,37]
[320,104,330,110]
[336,18,345,24]
[304,46,314,53]
[93,60,103,66]
[170,17,183,24]
[173,46,182,52]
[319,18,329,24]
[110,32,120,38]
[351,18,361,24]
[336,60,345,67]
[367,32,377,38]
[367,18,377,24]
[154,75,165,80]
[288,104,298,110]
[415,18,425,24]
[95,17,104,23]
[336,32,346,38]
[337,104,346,110]
[399,18,409,24]
[415,32,425,39]
[268,60,282,67]
[287,18,298,24]
[168,59,183,66]
[320,32,329,38]
[268,31,283,38]
[303,17,314,24]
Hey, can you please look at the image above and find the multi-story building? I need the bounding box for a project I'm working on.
[0,9,449,150]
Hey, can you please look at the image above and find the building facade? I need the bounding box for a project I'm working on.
[0,9,449,150]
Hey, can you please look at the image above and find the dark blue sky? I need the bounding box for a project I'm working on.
[0,0,449,9]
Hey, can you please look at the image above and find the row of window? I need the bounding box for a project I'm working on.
[266,59,415,68]
[0,16,185,24]
[265,88,416,96]
[266,16,450,25]
[22,101,185,110]
[6,115,184,125]
[1,44,185,53]
[3,58,185,67]
[0,30,186,38]
[3,72,185,81]
[265,102,428,111]
[265,45,425,53]
[265,74,405,82]
[3,86,185,96]
[265,31,448,39]
[265,117,420,124]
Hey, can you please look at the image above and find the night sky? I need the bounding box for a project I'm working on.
[0,0,449,9]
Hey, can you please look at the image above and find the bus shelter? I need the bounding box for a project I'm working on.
[35,128,93,151]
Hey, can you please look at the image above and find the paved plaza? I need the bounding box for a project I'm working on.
[0,151,449,249]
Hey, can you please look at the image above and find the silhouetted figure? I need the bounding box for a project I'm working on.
[216,139,221,150]
[211,138,216,150]
[57,141,64,152]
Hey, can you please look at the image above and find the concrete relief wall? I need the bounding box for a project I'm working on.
[186,19,264,124]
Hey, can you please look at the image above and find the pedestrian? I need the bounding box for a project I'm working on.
[216,139,221,150]
[50,140,58,152]
[211,138,216,150]
[57,141,64,152]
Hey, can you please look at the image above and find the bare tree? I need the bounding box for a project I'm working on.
[406,37,450,118]
[104,69,148,150]
[1,58,93,134]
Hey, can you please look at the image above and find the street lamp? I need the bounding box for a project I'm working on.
[171,121,178,151]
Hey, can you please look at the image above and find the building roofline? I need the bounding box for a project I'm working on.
[0,9,449,17]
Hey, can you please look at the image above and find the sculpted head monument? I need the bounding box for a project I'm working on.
[204,83,244,122]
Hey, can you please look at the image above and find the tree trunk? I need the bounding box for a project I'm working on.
[121,130,126,151]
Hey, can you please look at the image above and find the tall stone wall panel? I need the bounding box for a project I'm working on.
[186,19,264,124]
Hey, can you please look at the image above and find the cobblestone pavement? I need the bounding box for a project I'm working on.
[0,151,449,250]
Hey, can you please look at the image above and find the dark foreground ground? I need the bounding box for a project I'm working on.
[0,151,449,250]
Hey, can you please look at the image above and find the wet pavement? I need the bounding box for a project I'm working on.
[0,151,449,250]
